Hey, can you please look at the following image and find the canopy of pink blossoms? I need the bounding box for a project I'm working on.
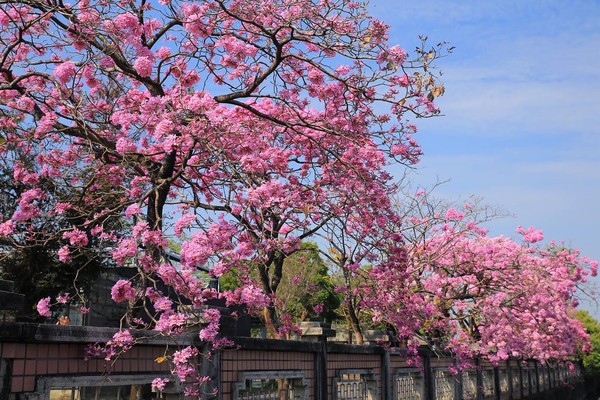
[0,0,595,388]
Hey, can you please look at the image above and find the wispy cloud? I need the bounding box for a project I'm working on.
[371,0,600,138]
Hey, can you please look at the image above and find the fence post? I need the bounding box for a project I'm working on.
[382,350,391,400]
[198,342,220,400]
[299,322,335,400]
[507,359,513,400]
[423,348,434,400]
[455,360,463,400]
[534,361,539,395]
[494,366,500,400]
[476,358,482,400]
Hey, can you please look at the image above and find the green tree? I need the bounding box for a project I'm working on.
[220,242,341,335]
[275,243,340,324]
[574,310,600,374]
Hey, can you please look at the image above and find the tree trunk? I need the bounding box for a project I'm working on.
[347,299,363,345]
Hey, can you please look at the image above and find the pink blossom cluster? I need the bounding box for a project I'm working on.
[53,61,76,84]
[199,308,221,342]
[104,330,135,361]
[36,293,88,319]
[155,311,189,335]
[221,285,270,314]
[36,297,52,317]
[151,378,169,392]
[516,225,544,243]
[110,280,136,303]
[171,346,198,381]
[62,229,89,247]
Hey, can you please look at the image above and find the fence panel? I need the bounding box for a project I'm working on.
[394,368,424,400]
[333,370,376,400]
[232,371,308,400]
[433,369,455,400]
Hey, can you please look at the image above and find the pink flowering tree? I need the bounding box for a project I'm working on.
[315,185,405,344]
[317,184,502,345]
[363,189,597,365]
[0,0,448,392]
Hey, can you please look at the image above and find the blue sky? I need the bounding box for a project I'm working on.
[368,0,600,315]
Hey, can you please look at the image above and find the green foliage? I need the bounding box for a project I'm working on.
[276,243,341,323]
[574,309,600,375]
[219,242,341,323]
[219,267,242,292]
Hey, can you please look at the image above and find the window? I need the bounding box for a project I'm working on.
[233,371,307,400]
[39,375,178,400]
[49,385,153,400]
[334,369,377,400]
[481,369,495,398]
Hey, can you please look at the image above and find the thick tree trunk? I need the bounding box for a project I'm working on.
[347,300,363,345]
[146,150,177,232]
[262,306,280,339]
[257,251,287,338]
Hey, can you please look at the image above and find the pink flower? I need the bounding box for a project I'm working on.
[116,137,137,154]
[36,297,52,317]
[124,203,142,217]
[516,225,544,243]
[445,208,464,221]
[202,308,220,323]
[155,312,188,334]
[134,56,153,77]
[396,74,410,87]
[105,330,135,359]
[153,297,173,312]
[111,238,138,265]
[152,378,169,392]
[174,213,196,236]
[591,261,598,277]
[12,203,39,221]
[56,293,70,304]
[199,323,219,341]
[19,188,42,204]
[155,47,171,59]
[111,279,136,302]
[84,343,105,360]
[113,12,139,30]
[110,330,134,347]
[335,65,351,76]
[53,61,77,84]
[171,346,198,380]
[63,229,89,247]
[57,245,71,263]
[0,220,14,236]
[55,202,71,214]
[279,224,293,235]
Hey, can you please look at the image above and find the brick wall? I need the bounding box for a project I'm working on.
[0,322,588,400]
